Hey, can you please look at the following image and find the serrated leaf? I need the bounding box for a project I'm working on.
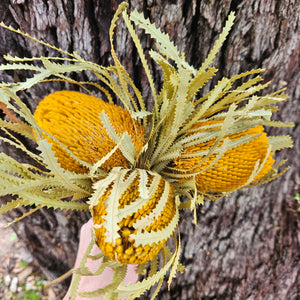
[0,119,34,140]
[242,145,273,188]
[4,206,42,228]
[130,110,152,120]
[168,229,181,288]
[100,111,136,165]
[0,198,24,214]
[21,193,89,211]
[117,248,176,298]
[134,179,171,231]
[137,169,149,200]
[36,139,89,194]
[187,67,217,100]
[0,62,44,72]
[0,153,42,180]
[182,77,230,132]
[130,10,193,71]
[0,178,66,196]
[89,135,126,177]
[153,149,182,173]
[199,11,235,71]
[262,120,294,128]
[89,167,123,207]
[78,264,127,299]
[0,88,35,127]
[102,169,131,244]
[0,22,78,59]
[117,171,161,220]
[0,134,43,165]
[131,203,179,246]
[68,233,95,300]
[150,69,194,167]
[204,82,269,118]
[108,2,139,115]
[268,135,293,151]
[36,125,93,171]
[122,9,157,108]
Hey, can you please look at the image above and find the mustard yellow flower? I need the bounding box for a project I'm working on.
[0,5,294,299]
[92,170,176,264]
[34,91,145,173]
[175,121,275,193]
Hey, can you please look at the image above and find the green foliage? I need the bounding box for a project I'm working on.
[19,260,29,268]
[9,232,18,241]
[294,193,300,201]
[0,1,293,299]
[294,193,300,212]
[22,289,40,300]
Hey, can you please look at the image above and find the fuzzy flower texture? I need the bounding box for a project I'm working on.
[34,88,286,264]
[34,91,176,264]
[0,4,293,297]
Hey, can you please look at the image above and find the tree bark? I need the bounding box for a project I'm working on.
[0,0,299,299]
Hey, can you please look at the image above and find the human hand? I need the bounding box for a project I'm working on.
[63,219,138,300]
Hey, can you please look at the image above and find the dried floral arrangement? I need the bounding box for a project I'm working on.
[0,2,294,299]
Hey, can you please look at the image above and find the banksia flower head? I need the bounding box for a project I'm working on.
[0,2,294,299]
[90,168,178,264]
[34,90,145,174]
[174,121,275,194]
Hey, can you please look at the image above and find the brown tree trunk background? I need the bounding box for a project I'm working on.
[0,0,299,299]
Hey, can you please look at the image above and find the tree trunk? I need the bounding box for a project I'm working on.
[0,0,299,299]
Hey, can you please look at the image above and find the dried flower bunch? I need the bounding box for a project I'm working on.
[0,2,293,299]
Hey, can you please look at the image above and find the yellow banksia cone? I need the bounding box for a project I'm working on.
[175,121,275,193]
[34,91,145,174]
[92,169,177,264]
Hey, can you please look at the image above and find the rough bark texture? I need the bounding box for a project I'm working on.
[0,0,299,299]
